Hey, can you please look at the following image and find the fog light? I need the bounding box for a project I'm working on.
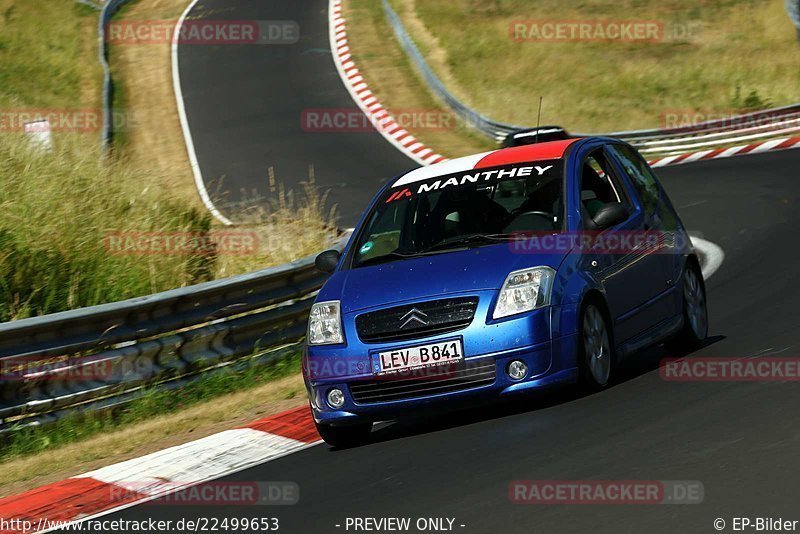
[327,388,345,409]
[507,360,528,381]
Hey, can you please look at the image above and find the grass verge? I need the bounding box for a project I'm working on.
[0,352,308,496]
[109,0,200,207]
[346,0,494,158]
[0,132,217,321]
[0,0,102,111]
[0,127,336,317]
[392,0,800,133]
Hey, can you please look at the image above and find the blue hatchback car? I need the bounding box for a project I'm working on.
[304,137,708,447]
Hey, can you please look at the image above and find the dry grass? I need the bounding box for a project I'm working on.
[0,132,219,321]
[215,178,340,277]
[0,374,307,497]
[402,0,800,132]
[110,0,200,207]
[346,0,799,153]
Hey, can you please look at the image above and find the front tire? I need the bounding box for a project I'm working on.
[666,262,708,353]
[578,300,614,390]
[315,421,372,448]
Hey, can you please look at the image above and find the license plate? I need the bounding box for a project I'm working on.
[372,339,464,376]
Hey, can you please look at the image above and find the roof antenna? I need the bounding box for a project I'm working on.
[534,96,543,144]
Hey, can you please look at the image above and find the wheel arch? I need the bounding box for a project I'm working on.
[685,253,703,282]
[577,288,618,361]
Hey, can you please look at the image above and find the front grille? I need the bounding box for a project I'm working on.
[349,359,496,404]
[355,297,478,343]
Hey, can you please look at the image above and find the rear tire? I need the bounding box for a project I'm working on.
[578,299,615,390]
[315,421,372,448]
[665,262,708,354]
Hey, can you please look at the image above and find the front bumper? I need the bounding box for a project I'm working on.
[304,292,579,425]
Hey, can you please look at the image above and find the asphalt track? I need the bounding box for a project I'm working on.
[177,0,414,224]
[113,1,800,532]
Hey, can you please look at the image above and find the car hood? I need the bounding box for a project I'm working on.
[321,243,569,314]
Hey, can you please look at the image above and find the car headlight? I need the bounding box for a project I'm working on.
[308,300,344,345]
[493,267,555,319]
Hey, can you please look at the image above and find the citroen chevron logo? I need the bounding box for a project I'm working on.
[399,307,429,329]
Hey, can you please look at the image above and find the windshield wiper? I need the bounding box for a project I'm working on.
[420,233,517,253]
[356,234,518,267]
[356,251,421,267]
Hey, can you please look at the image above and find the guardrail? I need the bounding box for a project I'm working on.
[610,105,800,158]
[788,0,800,41]
[382,0,800,156]
[0,237,346,432]
[76,0,104,10]
[99,0,133,148]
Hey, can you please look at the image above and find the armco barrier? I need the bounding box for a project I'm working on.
[0,236,347,432]
[612,104,800,159]
[382,0,800,155]
[99,0,132,148]
[788,0,800,40]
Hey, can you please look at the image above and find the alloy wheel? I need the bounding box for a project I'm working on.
[684,267,707,339]
[583,304,611,385]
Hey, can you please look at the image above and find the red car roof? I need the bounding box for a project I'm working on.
[474,138,580,169]
[392,138,581,188]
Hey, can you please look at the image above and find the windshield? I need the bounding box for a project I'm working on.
[353,160,565,268]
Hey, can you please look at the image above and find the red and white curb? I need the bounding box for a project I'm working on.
[648,136,800,168]
[0,407,320,533]
[329,0,446,166]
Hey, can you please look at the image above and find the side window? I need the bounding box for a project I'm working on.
[608,144,677,229]
[356,201,408,262]
[580,149,630,223]
[608,144,660,212]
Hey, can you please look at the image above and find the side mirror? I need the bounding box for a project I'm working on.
[592,202,628,230]
[314,250,341,273]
